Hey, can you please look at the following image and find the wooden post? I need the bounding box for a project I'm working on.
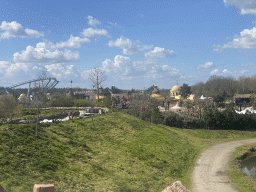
[36,104,39,136]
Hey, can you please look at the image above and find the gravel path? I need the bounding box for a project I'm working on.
[192,138,256,192]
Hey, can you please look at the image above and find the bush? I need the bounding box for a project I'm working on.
[0,118,7,122]
[151,105,163,124]
[50,96,74,107]
[0,94,17,118]
[163,112,204,129]
[22,108,37,116]
[74,99,92,107]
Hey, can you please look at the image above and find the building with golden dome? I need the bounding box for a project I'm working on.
[19,93,27,102]
[170,85,182,99]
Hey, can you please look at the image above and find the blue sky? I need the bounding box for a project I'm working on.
[0,0,256,89]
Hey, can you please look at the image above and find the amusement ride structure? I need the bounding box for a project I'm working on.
[0,77,59,101]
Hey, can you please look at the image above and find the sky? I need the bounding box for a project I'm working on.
[0,0,256,90]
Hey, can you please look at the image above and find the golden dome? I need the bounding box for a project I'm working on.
[170,85,181,92]
[151,94,161,98]
[19,94,26,98]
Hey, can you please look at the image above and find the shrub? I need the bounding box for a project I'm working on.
[0,94,17,118]
[50,95,74,107]
[163,112,204,129]
[74,99,92,107]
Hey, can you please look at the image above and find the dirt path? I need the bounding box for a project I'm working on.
[192,138,256,192]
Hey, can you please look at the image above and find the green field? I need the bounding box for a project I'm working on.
[1,111,256,191]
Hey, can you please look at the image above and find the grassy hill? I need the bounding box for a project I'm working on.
[1,111,256,191]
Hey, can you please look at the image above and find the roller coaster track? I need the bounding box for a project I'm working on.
[0,77,59,96]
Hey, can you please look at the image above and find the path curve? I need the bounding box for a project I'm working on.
[192,138,256,192]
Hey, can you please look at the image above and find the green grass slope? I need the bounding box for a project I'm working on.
[1,111,256,191]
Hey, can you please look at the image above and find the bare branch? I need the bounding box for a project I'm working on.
[88,67,107,102]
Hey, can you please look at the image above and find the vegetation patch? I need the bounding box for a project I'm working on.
[227,144,256,192]
[1,111,256,191]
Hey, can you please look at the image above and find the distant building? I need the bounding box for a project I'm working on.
[233,94,252,107]
[73,90,94,101]
[170,85,182,99]
[187,94,196,101]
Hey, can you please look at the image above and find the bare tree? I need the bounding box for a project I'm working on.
[32,71,49,107]
[89,67,107,102]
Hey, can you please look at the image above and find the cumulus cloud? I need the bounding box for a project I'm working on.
[0,61,52,84]
[0,61,12,76]
[213,27,256,51]
[87,15,101,27]
[210,69,232,75]
[13,41,79,63]
[224,0,256,15]
[102,54,181,81]
[145,65,181,79]
[108,37,152,55]
[0,21,43,40]
[56,35,90,49]
[102,55,136,79]
[45,63,80,80]
[145,47,176,60]
[81,28,108,38]
[197,62,215,69]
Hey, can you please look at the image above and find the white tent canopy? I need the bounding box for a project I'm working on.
[171,106,181,110]
[235,107,256,114]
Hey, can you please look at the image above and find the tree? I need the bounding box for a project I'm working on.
[0,94,17,119]
[180,83,191,98]
[111,86,121,94]
[89,67,107,102]
[31,71,49,107]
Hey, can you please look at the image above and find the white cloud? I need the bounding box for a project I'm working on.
[0,61,91,87]
[87,16,101,27]
[102,54,181,82]
[197,62,215,69]
[13,41,79,63]
[56,35,90,49]
[145,47,176,60]
[210,69,232,75]
[0,21,43,40]
[213,27,256,51]
[45,63,79,80]
[145,65,181,79]
[224,0,256,15]
[0,62,52,84]
[102,55,136,79]
[241,69,249,74]
[107,22,122,29]
[242,63,256,67]
[108,37,152,55]
[81,28,108,38]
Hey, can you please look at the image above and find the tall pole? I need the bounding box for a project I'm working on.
[97,70,99,102]
[36,104,39,137]
[71,80,73,97]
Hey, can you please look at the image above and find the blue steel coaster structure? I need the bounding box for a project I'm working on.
[0,77,59,100]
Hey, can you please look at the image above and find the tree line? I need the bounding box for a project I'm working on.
[191,75,256,101]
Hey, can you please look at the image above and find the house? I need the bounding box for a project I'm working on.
[233,94,252,107]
